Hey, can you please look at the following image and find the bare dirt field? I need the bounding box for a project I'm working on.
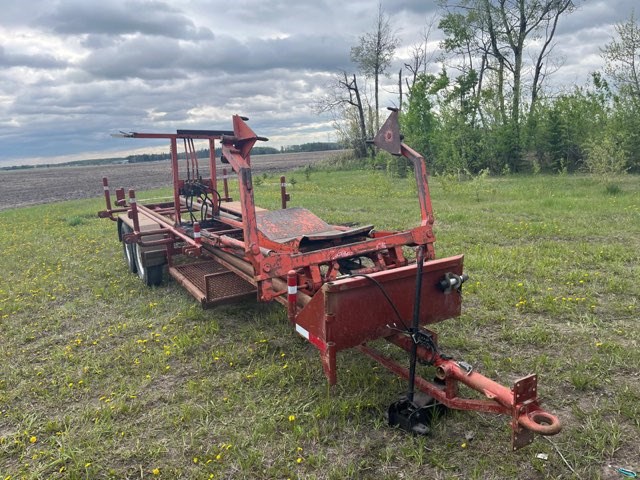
[0,150,345,211]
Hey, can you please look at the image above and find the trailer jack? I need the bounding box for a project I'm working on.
[359,332,561,450]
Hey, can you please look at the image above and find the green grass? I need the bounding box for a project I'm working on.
[1,170,639,479]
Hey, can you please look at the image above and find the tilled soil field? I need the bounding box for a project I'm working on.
[0,150,344,211]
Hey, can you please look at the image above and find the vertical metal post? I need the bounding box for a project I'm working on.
[287,270,297,323]
[170,138,181,225]
[280,176,289,209]
[223,168,230,201]
[102,177,112,211]
[193,222,202,245]
[128,189,140,233]
[209,138,217,191]
[208,138,218,216]
[115,188,125,206]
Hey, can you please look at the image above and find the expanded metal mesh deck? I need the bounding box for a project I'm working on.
[169,260,256,307]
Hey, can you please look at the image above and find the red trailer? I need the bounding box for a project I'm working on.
[99,111,561,450]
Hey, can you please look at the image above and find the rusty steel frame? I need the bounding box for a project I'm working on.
[99,112,561,450]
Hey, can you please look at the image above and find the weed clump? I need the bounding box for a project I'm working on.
[605,183,622,195]
[65,216,85,227]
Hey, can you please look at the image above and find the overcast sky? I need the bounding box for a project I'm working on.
[0,0,636,166]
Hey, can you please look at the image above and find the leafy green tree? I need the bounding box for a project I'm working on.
[601,12,640,171]
[438,0,578,171]
[524,73,612,172]
[400,73,446,171]
[602,11,640,103]
[435,70,489,173]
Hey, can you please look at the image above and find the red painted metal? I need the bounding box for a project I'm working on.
[222,168,231,201]
[128,189,140,233]
[170,137,181,225]
[102,177,112,212]
[287,270,297,323]
[115,188,126,207]
[193,222,202,245]
[99,112,561,450]
[280,176,290,209]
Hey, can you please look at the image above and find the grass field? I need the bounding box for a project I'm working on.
[0,169,638,479]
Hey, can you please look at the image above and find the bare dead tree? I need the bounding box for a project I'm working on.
[441,0,577,125]
[398,68,403,110]
[351,3,400,132]
[439,7,491,126]
[602,11,640,102]
[314,72,369,157]
[485,0,576,126]
[405,16,439,93]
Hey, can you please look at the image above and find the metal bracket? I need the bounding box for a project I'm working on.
[511,374,538,450]
[371,108,402,156]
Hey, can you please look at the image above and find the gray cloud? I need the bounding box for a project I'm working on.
[0,45,67,69]
[78,32,352,80]
[39,0,213,40]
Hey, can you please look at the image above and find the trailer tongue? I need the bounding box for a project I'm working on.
[99,111,561,450]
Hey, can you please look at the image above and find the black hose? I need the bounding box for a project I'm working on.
[342,273,408,331]
[407,245,425,403]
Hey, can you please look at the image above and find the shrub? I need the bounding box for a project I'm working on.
[585,134,628,178]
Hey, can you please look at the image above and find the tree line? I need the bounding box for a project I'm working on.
[317,1,640,176]
[126,142,342,163]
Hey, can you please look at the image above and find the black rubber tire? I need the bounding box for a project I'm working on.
[120,222,137,274]
[133,243,164,287]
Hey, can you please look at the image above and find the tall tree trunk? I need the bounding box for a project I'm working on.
[398,69,403,110]
[374,68,379,132]
[512,49,522,128]
[475,53,487,128]
[351,74,368,158]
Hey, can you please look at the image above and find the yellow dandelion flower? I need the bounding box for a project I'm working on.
[193,457,198,464]
[29,436,37,444]
[152,468,160,475]
[288,415,295,422]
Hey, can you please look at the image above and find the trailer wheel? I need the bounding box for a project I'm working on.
[133,244,164,287]
[120,222,137,274]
